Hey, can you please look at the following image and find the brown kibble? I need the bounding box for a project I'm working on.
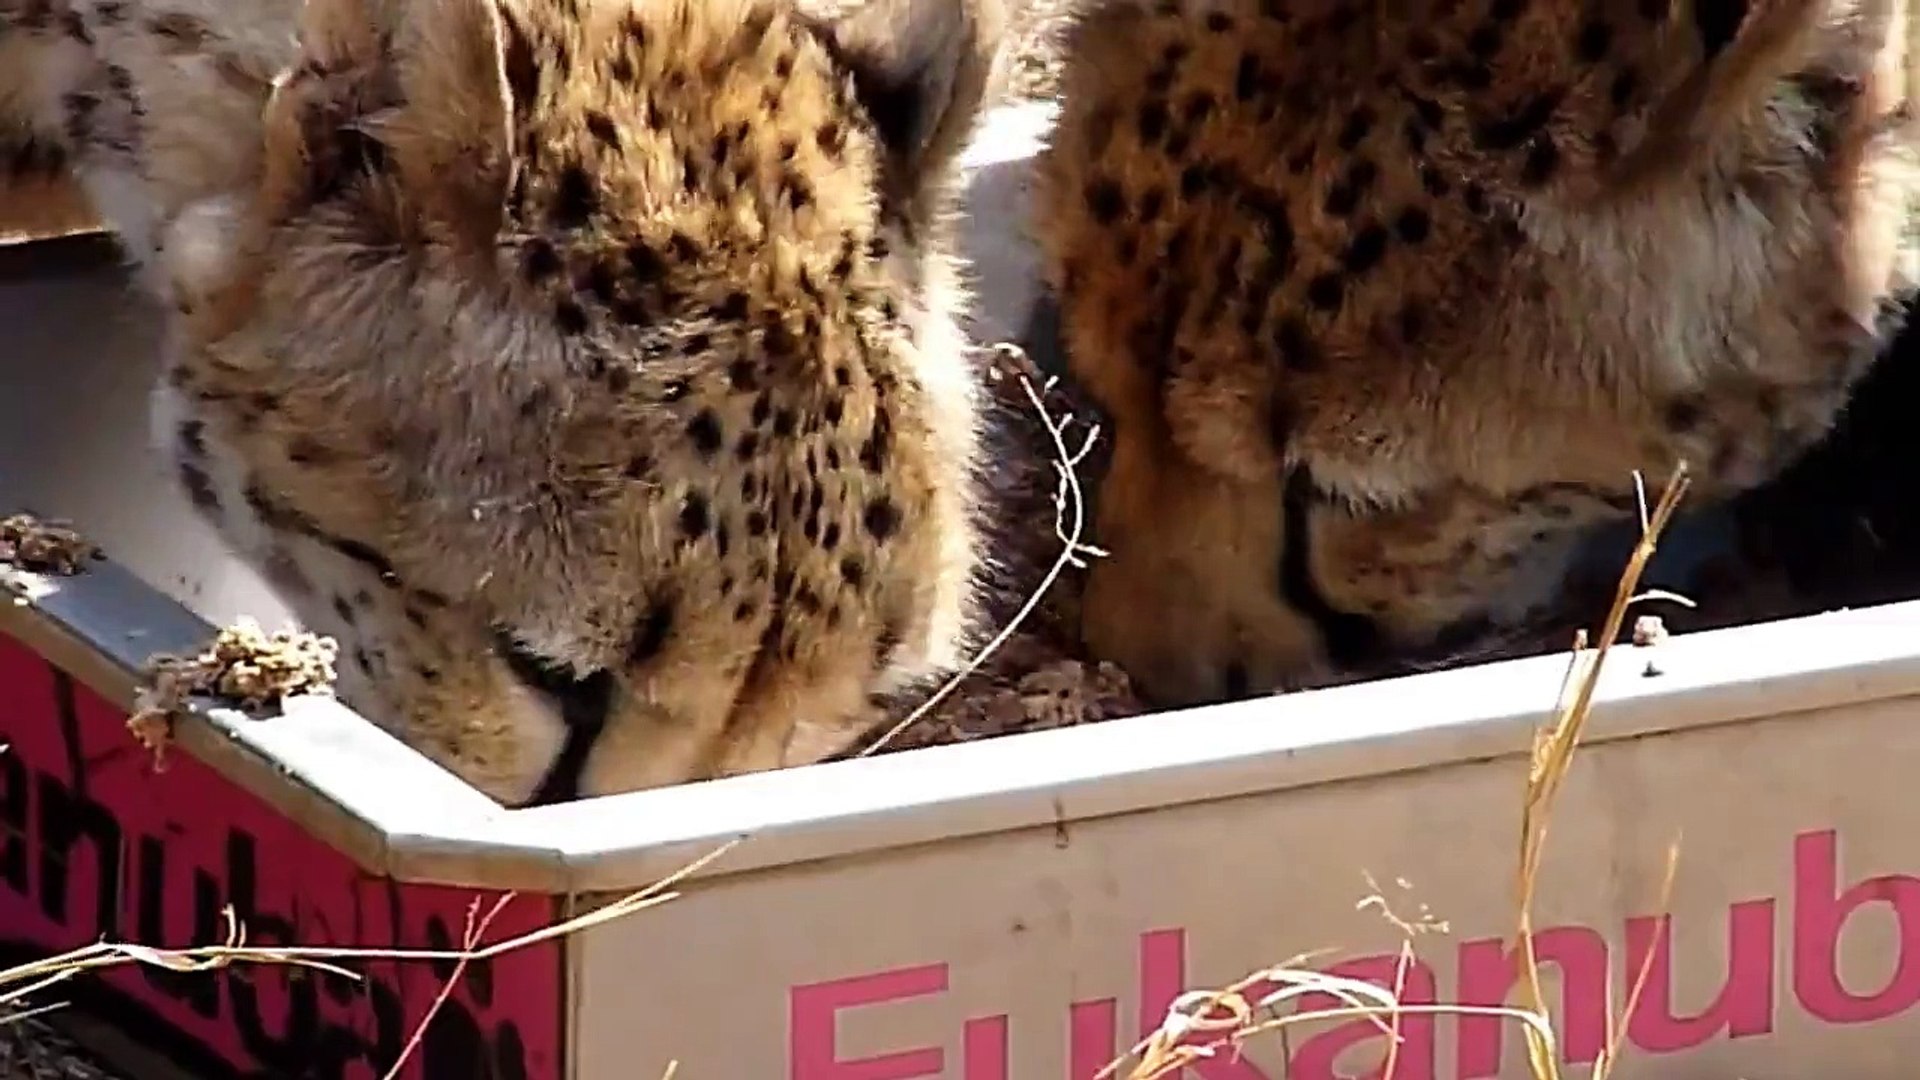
[126,617,340,769]
[0,513,101,575]
[1631,613,1669,647]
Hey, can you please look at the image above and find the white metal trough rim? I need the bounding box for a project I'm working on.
[9,534,1920,897]
[7,96,1920,897]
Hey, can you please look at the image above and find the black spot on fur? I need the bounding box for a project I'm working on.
[1691,0,1747,61]
[1343,224,1388,275]
[628,599,676,664]
[859,412,892,472]
[1323,159,1375,217]
[583,261,618,304]
[1575,17,1613,61]
[626,242,666,282]
[1275,318,1321,372]
[1235,53,1264,102]
[1305,273,1344,312]
[1394,207,1431,243]
[1398,302,1428,342]
[863,497,900,542]
[687,409,724,457]
[178,463,219,512]
[586,111,620,146]
[816,120,846,158]
[1664,396,1706,431]
[680,491,711,537]
[1466,22,1502,59]
[1136,100,1170,145]
[523,238,560,281]
[1337,106,1374,151]
[1520,136,1560,186]
[1610,68,1639,109]
[1086,179,1126,224]
[551,165,598,227]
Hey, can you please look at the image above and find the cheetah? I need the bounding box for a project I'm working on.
[1034,0,1920,707]
[2,0,1015,804]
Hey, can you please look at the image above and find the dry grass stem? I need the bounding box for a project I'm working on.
[1515,464,1691,1080]
[381,895,513,1080]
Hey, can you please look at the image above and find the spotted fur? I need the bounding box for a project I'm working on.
[1036,0,1920,706]
[4,0,1013,803]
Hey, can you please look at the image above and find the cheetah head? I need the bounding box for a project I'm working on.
[1067,383,1601,710]
[157,0,1012,802]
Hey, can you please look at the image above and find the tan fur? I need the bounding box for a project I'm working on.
[1037,0,1920,707]
[3,0,1011,803]
[0,171,95,239]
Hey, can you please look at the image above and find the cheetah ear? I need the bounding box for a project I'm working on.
[279,0,516,249]
[806,0,1013,206]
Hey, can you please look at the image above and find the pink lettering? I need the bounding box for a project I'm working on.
[1455,928,1607,1077]
[1287,954,1436,1080]
[1793,829,1920,1024]
[1070,998,1118,1080]
[964,1015,1008,1080]
[1625,903,1774,1052]
[1138,929,1273,1079]
[790,964,947,1079]
[779,825,1920,1080]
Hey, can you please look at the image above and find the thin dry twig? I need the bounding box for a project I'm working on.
[381,895,512,1080]
[859,354,1107,757]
